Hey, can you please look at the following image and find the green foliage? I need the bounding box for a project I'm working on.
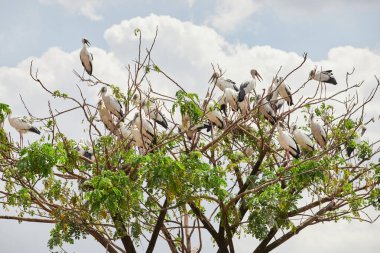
[357,141,372,160]
[143,151,227,201]
[16,142,58,179]
[52,90,68,99]
[172,90,202,123]
[86,170,143,218]
[246,183,297,240]
[48,222,86,250]
[0,102,11,123]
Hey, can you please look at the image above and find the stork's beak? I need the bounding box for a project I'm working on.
[256,72,263,82]
[98,90,102,97]
[208,73,216,84]
[85,40,91,47]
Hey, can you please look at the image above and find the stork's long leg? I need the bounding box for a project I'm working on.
[285,150,290,168]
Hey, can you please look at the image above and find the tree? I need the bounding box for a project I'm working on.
[1,29,380,253]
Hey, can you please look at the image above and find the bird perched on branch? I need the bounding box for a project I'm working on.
[98,87,124,120]
[238,69,263,102]
[275,77,294,106]
[80,38,93,76]
[132,113,156,144]
[8,111,40,146]
[256,95,277,125]
[74,139,95,162]
[209,72,239,92]
[120,122,152,149]
[291,124,314,152]
[201,99,225,129]
[310,113,327,148]
[97,100,118,134]
[277,122,300,166]
[178,122,211,140]
[309,69,337,85]
[132,93,168,129]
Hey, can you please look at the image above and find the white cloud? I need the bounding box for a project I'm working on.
[207,0,380,32]
[208,0,262,33]
[39,0,104,20]
[1,14,380,252]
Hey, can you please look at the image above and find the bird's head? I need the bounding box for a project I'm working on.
[276,121,286,131]
[250,69,263,82]
[361,125,367,134]
[97,100,103,108]
[133,112,140,122]
[310,112,315,121]
[98,87,107,97]
[132,93,140,104]
[309,69,316,79]
[82,38,91,47]
[208,72,219,84]
[291,124,297,133]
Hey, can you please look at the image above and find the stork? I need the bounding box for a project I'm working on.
[276,77,293,106]
[80,38,93,76]
[277,122,300,166]
[74,139,95,162]
[219,88,239,112]
[132,93,168,129]
[309,69,337,85]
[98,87,124,120]
[132,113,156,144]
[209,72,239,92]
[8,111,40,146]
[238,69,263,102]
[310,113,327,148]
[202,100,225,129]
[309,68,337,98]
[178,122,211,140]
[291,124,314,151]
[256,95,277,125]
[97,100,117,133]
[120,122,152,149]
[266,81,284,114]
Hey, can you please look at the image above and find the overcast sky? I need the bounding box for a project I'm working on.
[1,0,380,252]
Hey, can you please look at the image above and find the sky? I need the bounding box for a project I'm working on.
[1,0,380,252]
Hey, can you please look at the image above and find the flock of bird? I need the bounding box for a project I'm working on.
[6,37,366,166]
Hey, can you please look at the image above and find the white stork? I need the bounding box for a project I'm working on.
[291,124,314,151]
[74,139,95,161]
[256,95,277,125]
[97,100,117,133]
[218,89,250,116]
[202,100,225,129]
[266,81,284,113]
[8,112,40,146]
[238,69,263,102]
[120,122,152,148]
[178,122,211,140]
[309,69,337,85]
[132,93,168,129]
[275,77,293,106]
[309,68,337,98]
[132,113,156,143]
[310,113,327,148]
[80,38,93,76]
[209,72,239,92]
[98,87,124,120]
[277,122,300,165]
[220,88,239,112]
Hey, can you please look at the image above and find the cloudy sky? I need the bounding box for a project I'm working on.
[1,0,380,252]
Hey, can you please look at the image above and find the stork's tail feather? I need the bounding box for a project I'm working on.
[29,127,41,135]
[326,77,337,85]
